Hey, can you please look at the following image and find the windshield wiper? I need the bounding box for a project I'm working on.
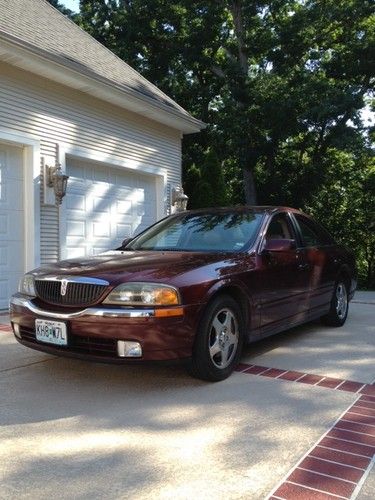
[134,247,188,252]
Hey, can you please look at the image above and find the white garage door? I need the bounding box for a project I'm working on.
[65,158,157,259]
[0,143,24,309]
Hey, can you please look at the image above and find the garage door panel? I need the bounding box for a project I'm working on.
[115,172,135,185]
[115,200,132,215]
[87,181,111,195]
[0,150,23,180]
[65,246,85,259]
[0,180,24,211]
[68,164,86,179]
[92,246,112,255]
[66,235,86,246]
[115,223,132,239]
[66,159,157,258]
[0,242,24,270]
[66,193,85,212]
[92,196,111,214]
[0,214,6,235]
[0,278,9,306]
[93,168,110,183]
[92,221,110,238]
[0,144,24,309]
[0,211,24,240]
[67,220,86,238]
[0,245,6,266]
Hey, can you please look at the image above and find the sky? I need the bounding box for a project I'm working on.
[61,0,79,12]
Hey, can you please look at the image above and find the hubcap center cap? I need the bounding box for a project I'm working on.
[219,330,229,348]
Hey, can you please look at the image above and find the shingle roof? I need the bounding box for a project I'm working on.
[0,0,200,126]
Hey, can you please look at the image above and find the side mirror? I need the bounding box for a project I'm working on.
[263,238,296,252]
[116,237,133,250]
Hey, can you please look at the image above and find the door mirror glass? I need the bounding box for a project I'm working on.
[263,238,296,252]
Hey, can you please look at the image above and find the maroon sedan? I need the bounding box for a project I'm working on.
[10,207,356,381]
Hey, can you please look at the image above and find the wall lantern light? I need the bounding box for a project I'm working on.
[46,164,69,205]
[171,186,189,212]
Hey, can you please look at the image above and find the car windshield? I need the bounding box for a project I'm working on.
[126,211,263,252]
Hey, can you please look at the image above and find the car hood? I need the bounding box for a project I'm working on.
[32,250,231,285]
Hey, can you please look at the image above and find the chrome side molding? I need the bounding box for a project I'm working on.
[10,296,154,319]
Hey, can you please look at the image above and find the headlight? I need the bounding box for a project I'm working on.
[103,282,180,306]
[19,274,36,297]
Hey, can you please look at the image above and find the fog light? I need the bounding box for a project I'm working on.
[13,323,21,339]
[117,340,142,358]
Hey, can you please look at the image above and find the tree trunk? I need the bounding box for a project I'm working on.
[243,167,257,205]
[230,1,257,206]
[229,1,249,76]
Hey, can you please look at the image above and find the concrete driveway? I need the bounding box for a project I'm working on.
[0,292,374,499]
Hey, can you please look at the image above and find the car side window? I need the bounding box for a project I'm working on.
[265,213,294,240]
[294,215,327,247]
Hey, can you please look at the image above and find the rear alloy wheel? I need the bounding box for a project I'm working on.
[188,295,244,381]
[321,280,349,327]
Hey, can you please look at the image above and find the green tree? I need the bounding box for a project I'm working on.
[184,148,228,208]
[75,1,373,206]
[51,0,375,285]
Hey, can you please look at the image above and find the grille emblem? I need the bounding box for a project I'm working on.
[60,279,68,296]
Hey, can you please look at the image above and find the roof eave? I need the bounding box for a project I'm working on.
[0,32,206,134]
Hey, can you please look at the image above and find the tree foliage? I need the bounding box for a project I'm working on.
[49,0,374,286]
[184,148,228,208]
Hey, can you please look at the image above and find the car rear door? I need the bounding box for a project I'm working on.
[291,213,336,313]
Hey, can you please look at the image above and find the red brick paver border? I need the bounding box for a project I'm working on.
[0,323,12,333]
[236,363,375,500]
[236,364,375,498]
[235,363,372,395]
[266,395,375,499]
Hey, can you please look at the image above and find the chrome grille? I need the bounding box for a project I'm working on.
[35,278,108,306]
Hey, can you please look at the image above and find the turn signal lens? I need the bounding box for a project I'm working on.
[103,282,180,306]
[154,288,179,305]
[154,307,184,318]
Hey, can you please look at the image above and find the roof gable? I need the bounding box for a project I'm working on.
[0,0,204,133]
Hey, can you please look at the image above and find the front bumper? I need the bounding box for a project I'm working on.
[10,294,200,362]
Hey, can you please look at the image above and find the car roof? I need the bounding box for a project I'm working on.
[181,205,302,216]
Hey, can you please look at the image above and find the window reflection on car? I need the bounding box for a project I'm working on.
[126,212,264,252]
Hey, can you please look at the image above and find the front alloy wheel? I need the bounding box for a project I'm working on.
[209,308,239,369]
[188,295,244,381]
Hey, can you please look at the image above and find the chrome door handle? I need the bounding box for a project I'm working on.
[298,263,310,270]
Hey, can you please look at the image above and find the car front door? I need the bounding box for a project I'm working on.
[257,212,311,334]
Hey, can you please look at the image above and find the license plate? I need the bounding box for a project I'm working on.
[35,319,67,346]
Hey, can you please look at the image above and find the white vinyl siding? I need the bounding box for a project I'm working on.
[0,62,182,263]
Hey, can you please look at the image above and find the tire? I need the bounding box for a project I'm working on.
[188,295,244,381]
[321,279,349,327]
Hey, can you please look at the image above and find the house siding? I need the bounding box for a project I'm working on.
[0,63,182,264]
